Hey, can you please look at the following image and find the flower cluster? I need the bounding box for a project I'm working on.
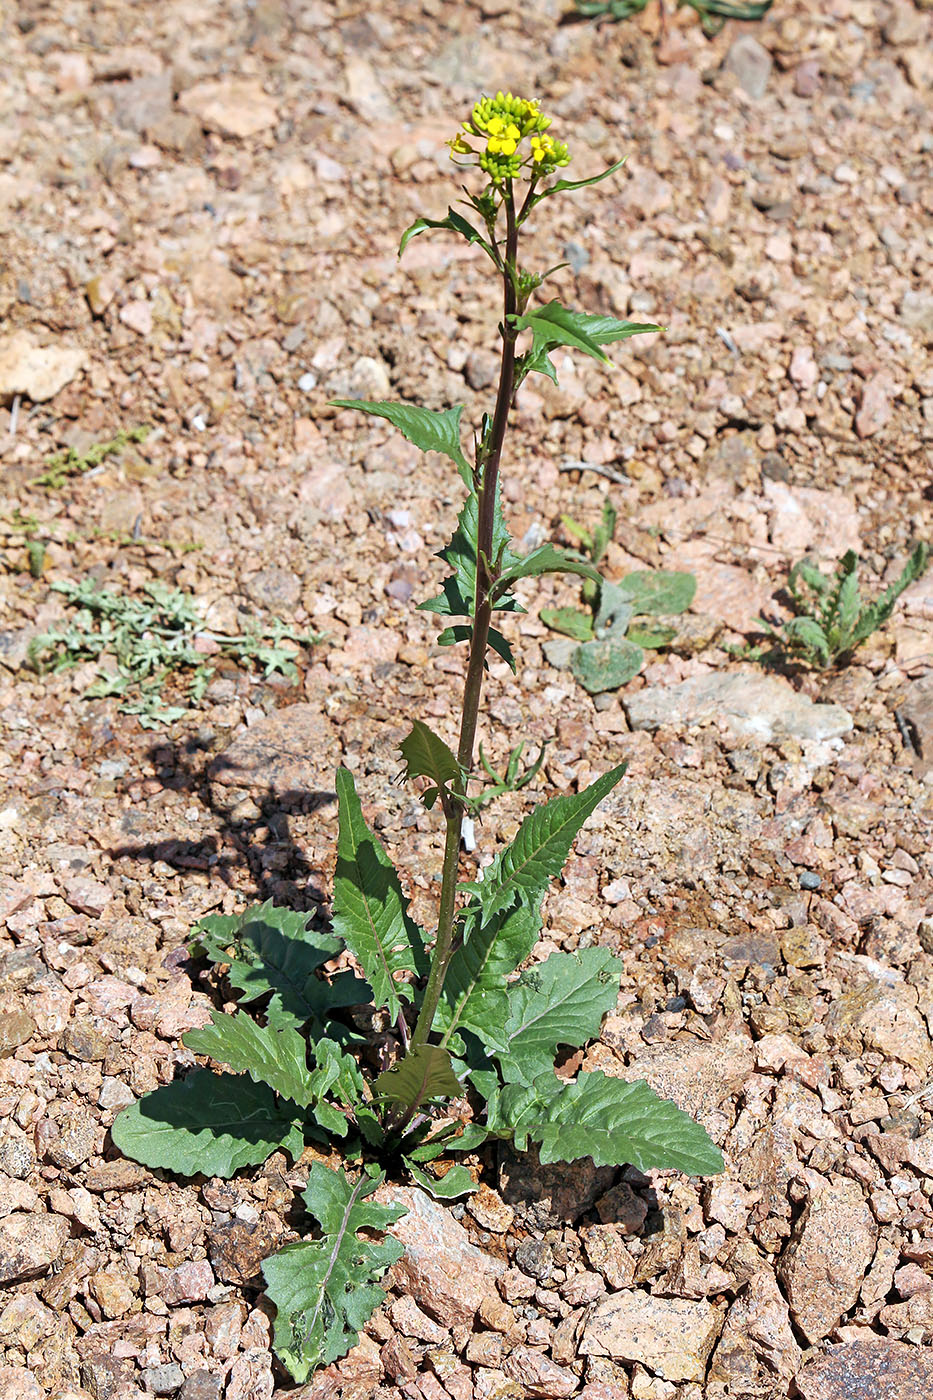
[449,92,571,184]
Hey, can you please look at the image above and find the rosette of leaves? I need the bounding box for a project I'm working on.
[542,528,697,692]
[112,759,722,1381]
[755,543,929,669]
[571,0,774,38]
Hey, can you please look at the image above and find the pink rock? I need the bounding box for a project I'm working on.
[855,373,895,439]
[144,1259,214,1306]
[789,345,819,392]
[119,301,153,337]
[63,875,112,918]
[378,1186,505,1327]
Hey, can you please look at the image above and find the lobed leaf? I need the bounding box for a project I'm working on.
[435,900,540,1053]
[420,482,520,621]
[262,1164,406,1382]
[329,400,471,481]
[490,1071,725,1176]
[399,719,462,810]
[333,769,424,1021]
[111,1069,300,1177]
[495,949,622,1084]
[185,1011,315,1107]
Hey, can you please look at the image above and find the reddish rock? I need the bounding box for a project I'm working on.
[778,1180,876,1343]
[378,1186,505,1327]
[795,1337,933,1399]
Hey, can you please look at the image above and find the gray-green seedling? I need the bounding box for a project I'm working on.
[542,499,696,691]
[28,577,317,727]
[755,543,929,669]
[110,92,722,1383]
[33,425,150,490]
[571,0,773,37]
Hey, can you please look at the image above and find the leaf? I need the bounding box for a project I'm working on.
[190,901,347,1032]
[789,558,832,599]
[495,949,622,1084]
[493,543,600,597]
[406,1121,489,1162]
[783,617,830,667]
[834,566,861,644]
[329,400,471,482]
[487,626,516,670]
[399,208,495,263]
[372,1044,461,1110]
[435,900,540,1053]
[594,581,634,636]
[420,483,520,620]
[616,570,697,617]
[489,1071,725,1176]
[850,541,930,646]
[470,765,627,925]
[525,157,628,210]
[262,1164,406,1382]
[333,768,424,1021]
[399,720,462,809]
[571,637,644,692]
[540,607,594,642]
[512,300,662,367]
[404,1161,477,1199]
[111,1069,300,1177]
[185,1011,315,1108]
[626,623,677,650]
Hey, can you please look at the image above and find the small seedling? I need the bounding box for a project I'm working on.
[109,92,722,1383]
[28,577,318,727]
[542,500,696,691]
[33,425,150,489]
[755,543,929,669]
[572,0,773,37]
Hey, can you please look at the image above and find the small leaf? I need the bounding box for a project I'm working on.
[495,949,623,1084]
[262,1164,406,1382]
[190,901,345,1033]
[111,1070,300,1177]
[616,570,697,617]
[487,626,517,670]
[493,543,600,597]
[471,765,627,926]
[333,769,424,1020]
[399,719,462,809]
[372,1044,461,1110]
[625,623,677,650]
[406,1122,489,1162]
[540,607,594,642]
[527,156,628,207]
[783,616,831,667]
[571,636,644,692]
[399,208,495,262]
[511,300,662,367]
[594,581,634,637]
[185,1011,315,1107]
[489,1071,725,1176]
[420,483,520,620]
[404,1161,477,1199]
[329,400,471,481]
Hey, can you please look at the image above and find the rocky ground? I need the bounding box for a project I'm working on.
[1,0,933,1397]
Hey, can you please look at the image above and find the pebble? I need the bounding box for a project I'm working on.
[778,1179,876,1342]
[0,331,88,404]
[179,79,279,138]
[581,1289,724,1383]
[378,1185,505,1327]
[0,1010,35,1057]
[724,36,773,99]
[0,1213,69,1285]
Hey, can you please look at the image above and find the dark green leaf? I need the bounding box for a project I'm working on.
[469,765,627,925]
[420,483,520,620]
[525,157,628,210]
[435,900,539,1053]
[190,901,344,1033]
[333,768,424,1021]
[262,1164,405,1382]
[616,570,697,616]
[329,401,471,481]
[399,208,495,263]
[404,1161,477,1199]
[511,300,662,365]
[406,1121,489,1162]
[540,607,594,642]
[111,1069,299,1177]
[185,1011,314,1107]
[372,1044,461,1110]
[489,1071,725,1175]
[495,949,622,1084]
[399,720,462,810]
[487,626,517,670]
[571,636,644,692]
[493,543,600,597]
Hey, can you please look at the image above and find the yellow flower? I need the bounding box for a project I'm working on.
[450,93,570,184]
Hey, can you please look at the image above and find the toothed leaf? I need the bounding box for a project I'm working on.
[330,400,471,481]
[372,1044,461,1110]
[495,949,622,1084]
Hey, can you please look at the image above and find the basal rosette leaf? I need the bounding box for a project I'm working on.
[262,1164,406,1382]
[111,1069,301,1177]
[329,400,471,482]
[615,570,696,617]
[494,949,622,1085]
[333,768,425,1021]
[185,1010,316,1107]
[490,1071,725,1176]
[372,1044,461,1110]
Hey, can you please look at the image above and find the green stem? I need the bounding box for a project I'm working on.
[407,184,519,1054]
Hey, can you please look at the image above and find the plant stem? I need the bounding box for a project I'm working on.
[406,186,519,1054]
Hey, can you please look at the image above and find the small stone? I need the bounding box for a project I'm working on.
[0,331,88,404]
[179,1371,223,1400]
[209,705,337,799]
[141,1362,185,1396]
[89,1269,136,1319]
[468,1184,515,1234]
[900,290,933,340]
[581,1289,724,1383]
[855,373,895,439]
[378,1185,505,1327]
[724,36,773,99]
[0,1010,35,1056]
[84,1159,148,1192]
[0,1367,43,1400]
[514,1239,554,1285]
[144,1259,214,1305]
[243,566,301,611]
[208,1218,278,1286]
[61,1019,111,1062]
[44,1108,99,1170]
[778,1179,876,1343]
[0,1131,35,1180]
[179,79,278,138]
[119,300,153,337]
[795,1337,933,1399]
[0,1213,69,1285]
[799,871,822,891]
[503,1346,578,1398]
